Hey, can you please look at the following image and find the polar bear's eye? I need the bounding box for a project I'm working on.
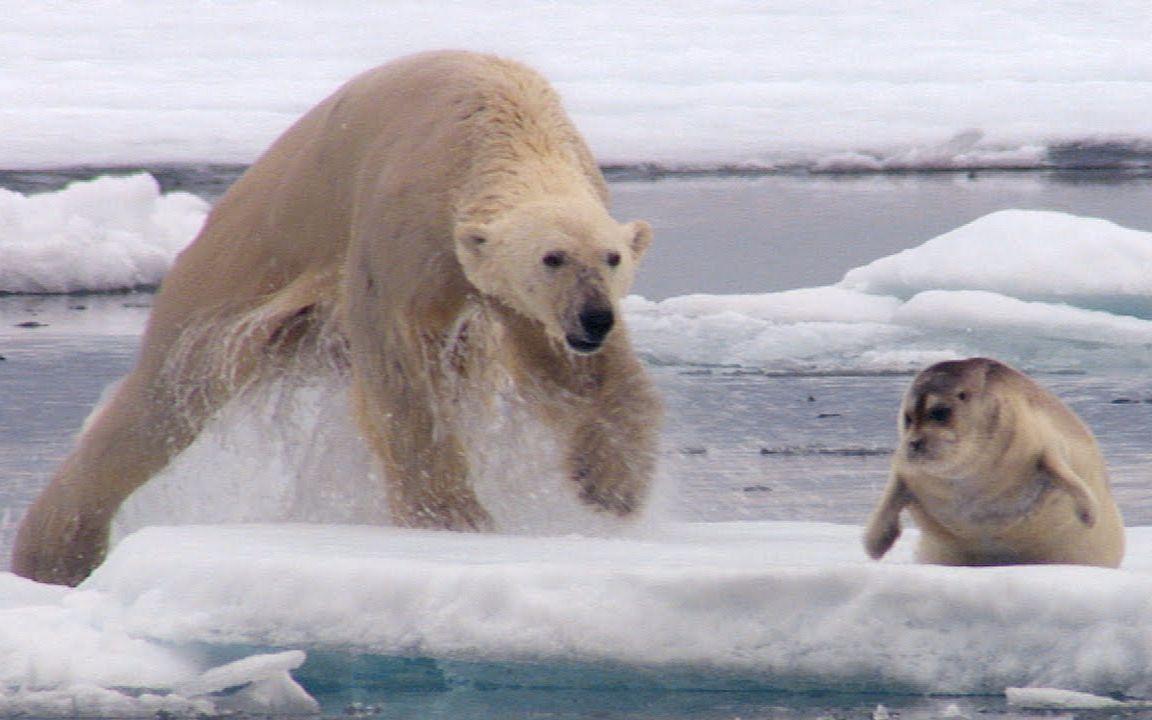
[606,251,622,267]
[542,251,567,268]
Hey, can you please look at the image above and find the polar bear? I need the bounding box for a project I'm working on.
[13,50,662,586]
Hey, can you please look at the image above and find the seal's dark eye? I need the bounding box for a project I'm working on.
[903,413,912,428]
[928,406,952,423]
[957,391,969,401]
[542,251,566,268]
[606,251,622,267]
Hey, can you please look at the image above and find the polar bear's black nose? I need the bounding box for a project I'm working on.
[579,307,614,342]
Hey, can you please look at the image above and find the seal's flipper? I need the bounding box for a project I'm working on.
[863,474,910,559]
[1039,450,1099,527]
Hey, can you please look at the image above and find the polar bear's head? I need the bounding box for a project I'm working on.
[454,199,652,355]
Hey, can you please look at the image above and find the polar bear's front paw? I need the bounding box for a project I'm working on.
[404,491,494,532]
[573,464,641,516]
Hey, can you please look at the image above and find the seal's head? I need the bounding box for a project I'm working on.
[898,357,1008,476]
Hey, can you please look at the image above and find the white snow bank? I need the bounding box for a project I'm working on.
[840,210,1152,315]
[0,174,207,294]
[4,3,1152,167]
[2,520,1152,712]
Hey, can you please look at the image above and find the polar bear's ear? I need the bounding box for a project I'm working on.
[625,220,653,259]
[454,223,489,256]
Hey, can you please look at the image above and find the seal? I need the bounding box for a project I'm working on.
[863,357,1124,567]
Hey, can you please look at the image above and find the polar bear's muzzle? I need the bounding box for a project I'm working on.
[565,305,614,354]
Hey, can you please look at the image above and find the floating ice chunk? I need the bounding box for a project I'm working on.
[10,522,1152,708]
[939,703,968,718]
[214,672,319,715]
[840,210,1152,318]
[179,651,319,715]
[625,290,907,370]
[0,174,207,294]
[0,685,215,719]
[0,570,317,717]
[178,650,307,695]
[636,287,901,324]
[1006,687,1130,709]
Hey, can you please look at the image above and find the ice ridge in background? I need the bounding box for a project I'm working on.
[4,3,1152,169]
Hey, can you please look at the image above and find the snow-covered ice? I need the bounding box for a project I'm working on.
[0,567,316,716]
[6,521,1152,714]
[3,2,1152,169]
[841,210,1152,313]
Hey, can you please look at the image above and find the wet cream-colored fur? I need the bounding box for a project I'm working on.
[863,357,1124,568]
[13,50,662,586]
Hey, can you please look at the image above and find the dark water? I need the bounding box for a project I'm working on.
[2,167,1152,719]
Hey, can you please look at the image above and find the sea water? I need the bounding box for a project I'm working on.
[1,169,1151,718]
